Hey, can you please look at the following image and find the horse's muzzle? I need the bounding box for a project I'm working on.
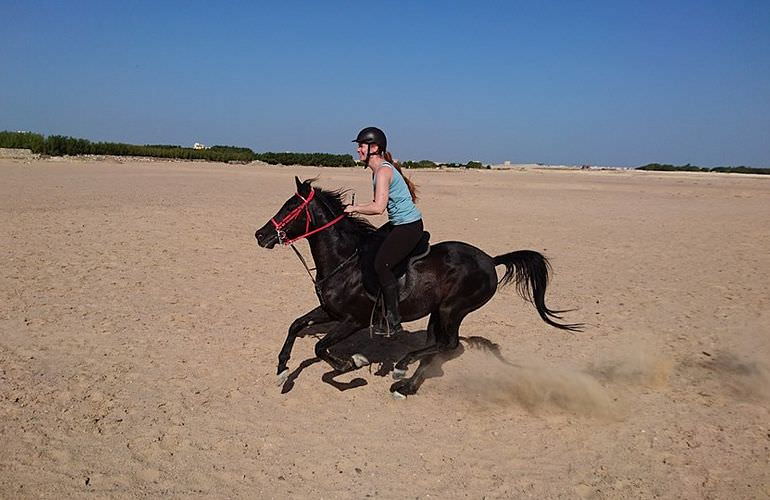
[255,228,278,249]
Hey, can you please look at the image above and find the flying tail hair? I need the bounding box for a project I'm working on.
[493,250,583,332]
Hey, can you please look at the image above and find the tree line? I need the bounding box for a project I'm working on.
[0,131,355,167]
[4,132,765,173]
[637,163,769,175]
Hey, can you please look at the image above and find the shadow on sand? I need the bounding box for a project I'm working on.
[280,327,511,394]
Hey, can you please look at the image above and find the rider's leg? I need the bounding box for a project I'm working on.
[373,219,424,333]
[380,281,403,334]
[374,245,401,334]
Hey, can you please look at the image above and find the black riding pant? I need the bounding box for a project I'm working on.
[374,219,424,287]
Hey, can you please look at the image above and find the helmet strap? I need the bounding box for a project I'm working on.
[362,143,383,168]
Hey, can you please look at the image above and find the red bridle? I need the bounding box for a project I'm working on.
[270,189,346,245]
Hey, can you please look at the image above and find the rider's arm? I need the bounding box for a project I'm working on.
[345,167,391,215]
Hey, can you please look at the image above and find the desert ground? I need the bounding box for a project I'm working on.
[1,157,768,499]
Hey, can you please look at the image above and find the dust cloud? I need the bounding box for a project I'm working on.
[447,338,768,417]
[697,350,770,401]
[444,340,674,419]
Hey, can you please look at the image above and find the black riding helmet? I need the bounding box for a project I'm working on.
[352,127,387,152]
[353,127,387,167]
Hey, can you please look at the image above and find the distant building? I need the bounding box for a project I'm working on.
[193,143,206,150]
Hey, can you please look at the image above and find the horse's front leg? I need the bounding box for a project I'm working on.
[313,316,365,373]
[277,306,334,384]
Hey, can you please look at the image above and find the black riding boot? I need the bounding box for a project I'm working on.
[377,282,404,336]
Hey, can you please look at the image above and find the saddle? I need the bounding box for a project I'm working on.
[359,224,431,301]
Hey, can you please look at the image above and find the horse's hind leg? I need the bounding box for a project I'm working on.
[392,313,439,379]
[390,352,441,398]
[390,310,461,397]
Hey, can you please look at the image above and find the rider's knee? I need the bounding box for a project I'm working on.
[373,255,390,273]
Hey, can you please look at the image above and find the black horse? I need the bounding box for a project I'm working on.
[255,177,581,398]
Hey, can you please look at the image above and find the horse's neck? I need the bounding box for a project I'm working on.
[306,212,358,281]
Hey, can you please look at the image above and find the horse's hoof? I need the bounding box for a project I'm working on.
[352,354,369,368]
[391,390,407,400]
[277,368,290,386]
[392,368,407,380]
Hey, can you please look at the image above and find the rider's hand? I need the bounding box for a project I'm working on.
[344,205,357,214]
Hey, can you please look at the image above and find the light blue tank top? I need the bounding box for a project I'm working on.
[373,162,422,225]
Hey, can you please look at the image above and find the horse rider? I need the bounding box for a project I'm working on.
[344,127,423,334]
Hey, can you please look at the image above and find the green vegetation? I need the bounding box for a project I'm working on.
[255,152,354,167]
[400,160,488,169]
[440,160,487,169]
[637,163,769,175]
[0,131,46,151]
[0,131,355,167]
[210,145,255,155]
[709,166,769,174]
[402,160,439,169]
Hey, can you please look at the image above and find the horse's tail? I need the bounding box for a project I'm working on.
[493,250,583,332]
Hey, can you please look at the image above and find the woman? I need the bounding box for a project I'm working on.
[344,127,423,334]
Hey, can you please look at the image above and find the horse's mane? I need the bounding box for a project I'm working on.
[308,180,376,237]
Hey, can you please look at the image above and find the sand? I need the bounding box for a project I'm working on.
[1,157,768,498]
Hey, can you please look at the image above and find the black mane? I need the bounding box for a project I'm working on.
[310,182,376,237]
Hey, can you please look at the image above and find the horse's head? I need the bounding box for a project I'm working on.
[255,176,317,249]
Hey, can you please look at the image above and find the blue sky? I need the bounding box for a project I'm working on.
[2,0,769,166]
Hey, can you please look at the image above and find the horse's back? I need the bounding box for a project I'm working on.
[430,240,494,263]
[421,240,497,280]
[399,240,497,313]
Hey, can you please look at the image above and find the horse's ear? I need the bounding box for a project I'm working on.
[295,177,311,197]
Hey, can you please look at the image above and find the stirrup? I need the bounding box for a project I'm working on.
[372,320,403,337]
[369,292,403,337]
